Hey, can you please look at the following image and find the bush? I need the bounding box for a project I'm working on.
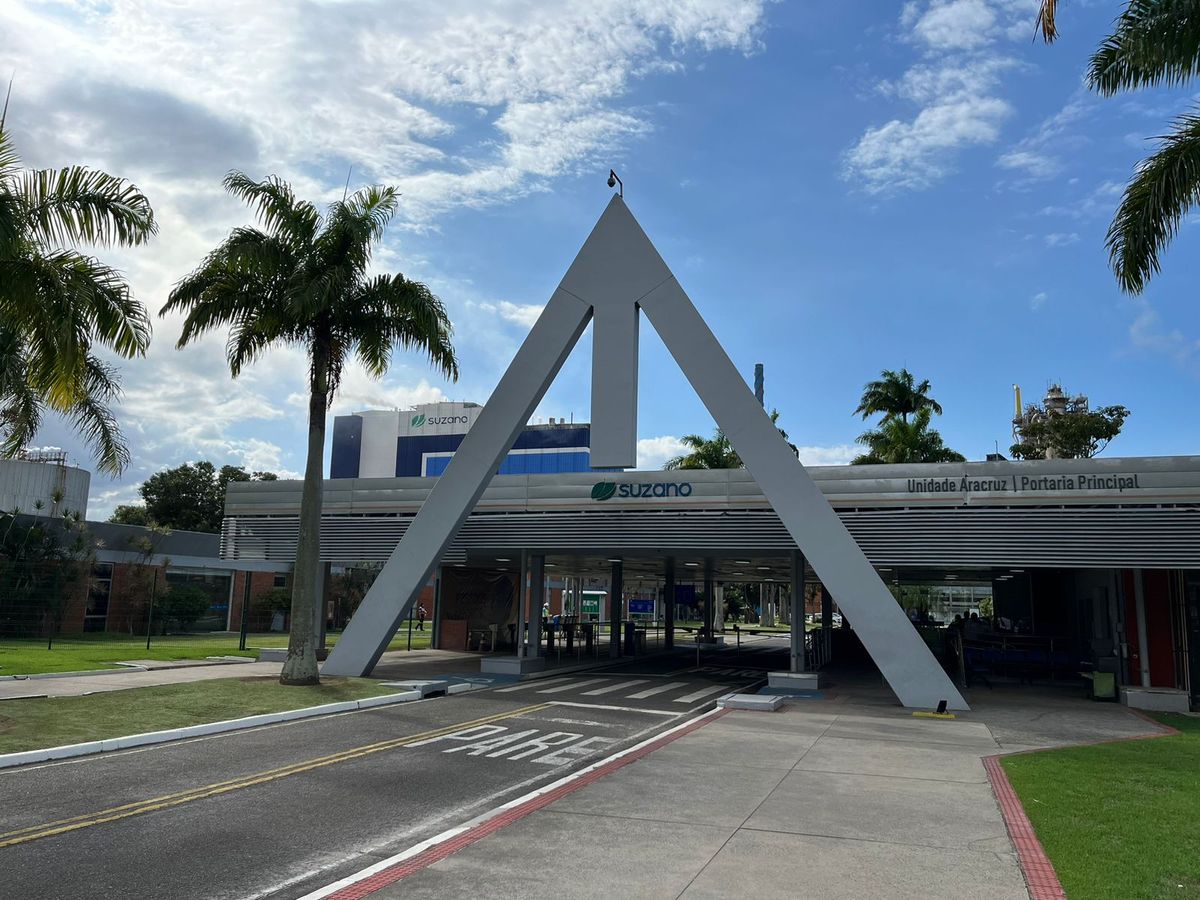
[159,585,212,632]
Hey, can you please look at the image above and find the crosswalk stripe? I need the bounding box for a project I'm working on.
[673,684,731,703]
[581,679,649,696]
[627,681,688,699]
[537,678,608,694]
[493,677,571,693]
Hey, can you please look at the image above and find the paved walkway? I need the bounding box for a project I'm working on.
[345,690,1162,900]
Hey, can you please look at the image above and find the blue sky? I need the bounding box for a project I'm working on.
[5,0,1200,517]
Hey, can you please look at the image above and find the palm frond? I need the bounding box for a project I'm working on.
[18,165,156,247]
[1036,0,1058,44]
[0,331,41,459]
[1088,0,1200,95]
[346,274,458,380]
[223,171,319,245]
[1106,108,1200,294]
[66,355,128,475]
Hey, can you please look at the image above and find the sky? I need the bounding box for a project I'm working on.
[5,0,1200,519]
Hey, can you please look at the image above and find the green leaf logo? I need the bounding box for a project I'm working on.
[591,482,617,501]
[411,414,426,427]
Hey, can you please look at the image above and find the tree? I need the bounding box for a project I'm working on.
[163,172,458,685]
[137,461,277,533]
[0,509,94,637]
[663,410,793,470]
[158,584,211,632]
[108,504,152,526]
[0,119,155,474]
[1036,1,1200,293]
[664,429,741,470]
[1010,385,1130,459]
[854,368,943,425]
[853,407,967,465]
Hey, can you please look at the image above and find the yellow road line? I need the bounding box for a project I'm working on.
[0,703,549,850]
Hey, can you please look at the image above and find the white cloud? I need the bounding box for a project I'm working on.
[475,301,546,329]
[844,1,1032,193]
[1039,179,1124,219]
[996,97,1092,183]
[1129,301,1200,365]
[1044,232,1080,247]
[795,444,860,467]
[633,436,859,469]
[908,0,997,51]
[0,0,767,508]
[1030,290,1048,309]
[636,436,689,469]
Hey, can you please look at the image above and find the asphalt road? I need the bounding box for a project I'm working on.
[0,643,782,900]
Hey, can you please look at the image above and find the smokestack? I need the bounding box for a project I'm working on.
[754,363,764,407]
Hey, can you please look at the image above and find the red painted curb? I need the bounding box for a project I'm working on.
[984,756,1065,900]
[324,708,730,900]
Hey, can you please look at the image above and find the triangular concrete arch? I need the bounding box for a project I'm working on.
[323,196,968,711]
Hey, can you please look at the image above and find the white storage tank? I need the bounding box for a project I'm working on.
[0,453,90,518]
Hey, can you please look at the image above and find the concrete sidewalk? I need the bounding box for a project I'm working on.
[358,692,1163,900]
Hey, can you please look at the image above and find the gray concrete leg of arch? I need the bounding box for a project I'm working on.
[322,196,968,711]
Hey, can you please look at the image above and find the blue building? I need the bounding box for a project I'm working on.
[330,402,598,478]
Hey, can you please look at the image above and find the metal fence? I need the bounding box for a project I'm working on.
[0,560,430,677]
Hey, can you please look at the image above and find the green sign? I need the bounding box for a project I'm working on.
[582,596,600,614]
[411,414,426,427]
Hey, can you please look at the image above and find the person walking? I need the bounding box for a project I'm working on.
[416,604,427,631]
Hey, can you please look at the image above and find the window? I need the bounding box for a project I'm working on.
[273,574,287,589]
[85,564,113,632]
[164,569,234,632]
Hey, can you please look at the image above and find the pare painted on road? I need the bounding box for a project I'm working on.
[409,725,616,765]
[691,666,767,678]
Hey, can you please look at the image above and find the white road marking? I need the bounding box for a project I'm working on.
[627,681,688,699]
[294,708,724,900]
[581,679,648,696]
[673,684,731,703]
[493,677,571,693]
[537,679,607,694]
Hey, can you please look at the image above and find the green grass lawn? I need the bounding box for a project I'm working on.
[0,627,433,676]
[0,676,398,754]
[1003,713,1200,900]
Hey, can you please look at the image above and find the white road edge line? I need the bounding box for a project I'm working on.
[294,706,726,900]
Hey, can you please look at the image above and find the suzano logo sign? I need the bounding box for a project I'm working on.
[591,481,692,501]
[410,413,470,428]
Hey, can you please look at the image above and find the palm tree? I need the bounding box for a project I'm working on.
[854,368,943,425]
[662,409,795,470]
[163,173,458,685]
[664,429,742,470]
[1037,1,1200,293]
[0,121,155,473]
[852,408,966,465]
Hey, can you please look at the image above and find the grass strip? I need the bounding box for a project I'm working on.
[1002,712,1200,900]
[0,629,432,676]
[0,676,397,754]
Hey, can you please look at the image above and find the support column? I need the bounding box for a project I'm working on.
[703,562,715,639]
[664,558,675,650]
[431,569,442,650]
[713,583,725,632]
[790,550,805,673]
[315,561,331,652]
[529,554,545,658]
[1134,568,1151,687]
[609,560,622,658]
[822,584,833,631]
[517,551,528,657]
